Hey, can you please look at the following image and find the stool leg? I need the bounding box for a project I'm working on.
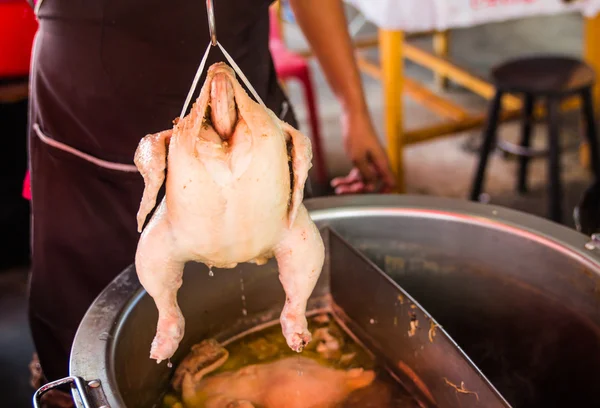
[581,88,600,181]
[546,97,563,223]
[470,91,503,201]
[517,94,535,193]
[297,68,328,186]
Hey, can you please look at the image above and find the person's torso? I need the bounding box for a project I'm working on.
[32,0,291,162]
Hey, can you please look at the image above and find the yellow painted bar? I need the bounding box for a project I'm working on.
[403,78,469,122]
[356,55,469,121]
[581,14,600,168]
[404,97,581,145]
[403,43,523,110]
[405,111,521,144]
[379,29,405,193]
[433,31,450,89]
[585,14,600,110]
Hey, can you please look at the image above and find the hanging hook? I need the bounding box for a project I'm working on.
[207,0,217,46]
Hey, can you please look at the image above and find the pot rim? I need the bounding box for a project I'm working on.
[68,194,600,407]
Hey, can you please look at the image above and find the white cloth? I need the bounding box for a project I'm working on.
[346,0,600,32]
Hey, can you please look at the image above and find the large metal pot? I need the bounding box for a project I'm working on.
[37,195,600,407]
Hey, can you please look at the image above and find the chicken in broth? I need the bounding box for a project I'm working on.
[163,314,420,408]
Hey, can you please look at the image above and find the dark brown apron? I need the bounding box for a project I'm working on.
[28,0,299,383]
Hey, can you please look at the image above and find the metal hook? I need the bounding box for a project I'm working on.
[206,0,217,46]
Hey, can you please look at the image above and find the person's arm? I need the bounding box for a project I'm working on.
[288,0,396,193]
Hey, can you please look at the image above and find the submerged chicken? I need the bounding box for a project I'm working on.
[133,62,325,364]
[174,340,376,408]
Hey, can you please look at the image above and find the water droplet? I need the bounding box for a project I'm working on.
[208,267,214,277]
[369,318,376,324]
[240,277,247,316]
[167,359,173,368]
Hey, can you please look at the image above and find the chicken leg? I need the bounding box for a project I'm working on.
[275,205,325,352]
[135,201,186,363]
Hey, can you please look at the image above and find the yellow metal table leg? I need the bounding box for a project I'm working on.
[433,30,450,90]
[379,29,405,193]
[582,14,600,169]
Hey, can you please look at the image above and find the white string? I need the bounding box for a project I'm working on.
[217,41,267,108]
[280,101,289,120]
[179,42,213,119]
[179,41,267,120]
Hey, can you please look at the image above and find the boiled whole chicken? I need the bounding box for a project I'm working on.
[172,338,376,408]
[181,356,376,408]
[133,62,325,364]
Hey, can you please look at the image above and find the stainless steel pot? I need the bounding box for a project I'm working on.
[34,195,600,407]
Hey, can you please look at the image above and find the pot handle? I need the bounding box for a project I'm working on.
[33,376,101,408]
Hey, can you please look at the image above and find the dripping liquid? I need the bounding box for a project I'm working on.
[240,271,247,316]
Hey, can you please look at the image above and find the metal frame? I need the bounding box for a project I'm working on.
[206,0,217,46]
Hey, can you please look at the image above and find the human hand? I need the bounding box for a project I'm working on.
[330,113,396,194]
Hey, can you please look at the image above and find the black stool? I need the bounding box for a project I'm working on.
[470,55,600,223]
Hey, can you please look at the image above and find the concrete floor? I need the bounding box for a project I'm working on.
[0,10,595,408]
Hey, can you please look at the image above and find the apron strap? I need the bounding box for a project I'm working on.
[33,123,138,172]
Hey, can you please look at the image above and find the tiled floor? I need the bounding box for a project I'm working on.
[1,10,596,407]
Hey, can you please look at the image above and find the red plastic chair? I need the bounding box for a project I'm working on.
[0,0,38,202]
[23,171,31,200]
[0,0,38,77]
[269,6,328,185]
